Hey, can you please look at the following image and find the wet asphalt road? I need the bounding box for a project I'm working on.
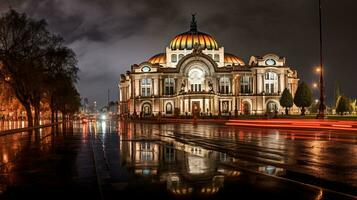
[0,120,356,200]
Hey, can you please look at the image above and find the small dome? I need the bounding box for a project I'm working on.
[169,15,219,50]
[148,53,166,64]
[224,53,245,66]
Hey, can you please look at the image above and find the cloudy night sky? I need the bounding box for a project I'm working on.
[0,0,356,107]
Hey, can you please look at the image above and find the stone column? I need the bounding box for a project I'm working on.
[135,79,140,97]
[154,77,158,96]
[203,97,206,113]
[252,75,256,94]
[188,97,191,113]
[257,73,262,94]
[278,74,281,93]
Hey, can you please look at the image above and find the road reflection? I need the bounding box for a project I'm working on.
[118,122,290,198]
[0,121,356,199]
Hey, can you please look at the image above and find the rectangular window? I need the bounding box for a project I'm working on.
[170,87,174,95]
[271,83,274,93]
[240,76,251,94]
[214,54,220,62]
[265,84,269,93]
[164,78,175,95]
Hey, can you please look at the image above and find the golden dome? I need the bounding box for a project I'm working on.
[148,53,166,64]
[224,53,245,66]
[169,15,219,50]
[170,32,218,50]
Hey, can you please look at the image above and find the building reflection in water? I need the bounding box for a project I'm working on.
[118,123,286,197]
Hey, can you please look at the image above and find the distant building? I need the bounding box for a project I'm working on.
[119,15,299,117]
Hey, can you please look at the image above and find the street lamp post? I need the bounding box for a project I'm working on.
[317,0,326,119]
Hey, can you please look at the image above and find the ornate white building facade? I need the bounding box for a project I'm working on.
[119,16,299,117]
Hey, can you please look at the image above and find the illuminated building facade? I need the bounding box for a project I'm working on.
[119,15,299,116]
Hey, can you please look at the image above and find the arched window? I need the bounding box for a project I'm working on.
[142,103,152,115]
[171,54,177,63]
[141,78,151,96]
[164,78,175,95]
[166,102,173,114]
[264,72,278,94]
[240,76,252,94]
[242,102,251,115]
[214,54,220,62]
[219,77,230,94]
[178,54,184,61]
[267,101,278,113]
[188,68,204,92]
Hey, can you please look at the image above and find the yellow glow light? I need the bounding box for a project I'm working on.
[315,66,321,72]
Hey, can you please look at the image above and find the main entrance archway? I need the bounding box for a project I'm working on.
[192,101,200,116]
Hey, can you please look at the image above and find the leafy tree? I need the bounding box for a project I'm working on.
[0,9,79,126]
[336,96,349,115]
[0,10,54,126]
[294,82,312,115]
[44,46,78,123]
[59,83,81,120]
[279,88,293,115]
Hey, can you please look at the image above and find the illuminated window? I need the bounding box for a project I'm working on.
[265,59,276,66]
[240,76,252,94]
[142,103,152,115]
[166,102,173,114]
[171,54,177,62]
[222,101,229,113]
[164,78,175,95]
[219,77,230,94]
[264,72,278,94]
[141,78,151,96]
[141,66,151,72]
[214,54,220,62]
[188,68,204,92]
[267,101,278,113]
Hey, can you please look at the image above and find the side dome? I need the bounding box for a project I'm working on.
[148,53,166,64]
[224,53,245,66]
[169,15,219,50]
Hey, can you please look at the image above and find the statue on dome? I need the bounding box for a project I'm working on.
[193,42,203,54]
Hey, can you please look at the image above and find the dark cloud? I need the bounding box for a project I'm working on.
[1,0,356,107]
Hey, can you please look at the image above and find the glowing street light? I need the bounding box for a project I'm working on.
[313,83,318,88]
[315,66,321,73]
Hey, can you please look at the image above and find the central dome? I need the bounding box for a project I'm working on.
[169,15,219,50]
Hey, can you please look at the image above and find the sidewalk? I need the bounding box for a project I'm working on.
[0,122,62,136]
